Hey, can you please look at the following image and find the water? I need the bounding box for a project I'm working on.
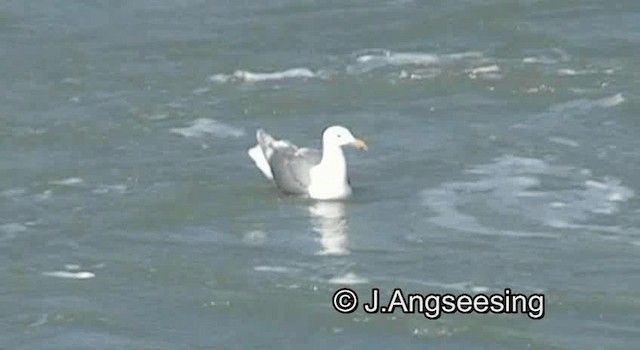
[2,1,639,349]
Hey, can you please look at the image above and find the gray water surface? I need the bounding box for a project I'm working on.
[2,1,639,349]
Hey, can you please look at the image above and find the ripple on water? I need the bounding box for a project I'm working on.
[170,118,245,138]
[328,272,369,285]
[0,223,27,244]
[0,188,27,198]
[92,184,127,195]
[209,67,316,83]
[549,93,625,116]
[42,271,95,280]
[421,155,634,239]
[348,49,487,76]
[49,177,84,186]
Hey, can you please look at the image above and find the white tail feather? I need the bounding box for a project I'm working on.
[248,144,273,179]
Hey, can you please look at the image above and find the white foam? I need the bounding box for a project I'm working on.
[253,265,292,273]
[62,77,81,85]
[35,190,52,201]
[210,68,316,83]
[549,137,579,147]
[550,201,567,208]
[42,271,95,279]
[0,188,26,198]
[242,230,267,244]
[64,264,81,271]
[328,272,369,285]
[208,74,231,83]
[398,68,442,80]
[204,300,231,307]
[192,87,210,95]
[356,52,440,66]
[465,155,550,175]
[422,155,634,238]
[522,48,570,65]
[351,50,484,73]
[1,223,27,234]
[550,93,624,114]
[525,84,555,94]
[142,112,170,121]
[0,223,26,243]
[598,93,625,107]
[170,118,245,138]
[401,278,492,293]
[468,64,500,74]
[523,57,557,64]
[28,313,49,327]
[557,68,598,76]
[234,68,315,82]
[49,177,84,186]
[92,184,127,194]
[467,65,502,80]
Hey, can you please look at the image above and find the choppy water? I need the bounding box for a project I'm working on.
[2,1,639,349]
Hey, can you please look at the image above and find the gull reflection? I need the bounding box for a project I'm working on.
[308,201,350,255]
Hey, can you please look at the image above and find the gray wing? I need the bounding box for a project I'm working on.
[269,147,322,195]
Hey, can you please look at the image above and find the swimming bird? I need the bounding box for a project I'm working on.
[247,125,368,200]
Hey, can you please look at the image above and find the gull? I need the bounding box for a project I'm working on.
[248,125,367,200]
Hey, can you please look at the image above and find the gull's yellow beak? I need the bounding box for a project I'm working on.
[350,138,368,151]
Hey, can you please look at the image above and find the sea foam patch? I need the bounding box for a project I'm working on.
[351,50,485,74]
[1,223,27,234]
[557,68,598,76]
[421,155,634,238]
[42,271,95,279]
[209,68,316,83]
[328,272,369,285]
[0,188,26,198]
[49,177,84,186]
[92,184,127,195]
[549,93,624,115]
[253,265,293,273]
[0,223,27,243]
[522,48,570,65]
[170,118,245,138]
[398,278,493,293]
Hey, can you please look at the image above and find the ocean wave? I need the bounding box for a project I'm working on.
[466,64,502,80]
[1,223,27,235]
[49,177,84,186]
[253,265,294,273]
[356,52,440,66]
[557,68,599,76]
[0,223,27,244]
[42,271,95,279]
[0,188,26,198]
[92,184,127,195]
[548,137,579,147]
[209,67,316,83]
[170,118,245,138]
[397,68,442,80]
[350,50,485,73]
[421,155,634,238]
[328,272,369,285]
[242,230,267,244]
[549,93,625,115]
[522,48,570,65]
[525,84,555,94]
